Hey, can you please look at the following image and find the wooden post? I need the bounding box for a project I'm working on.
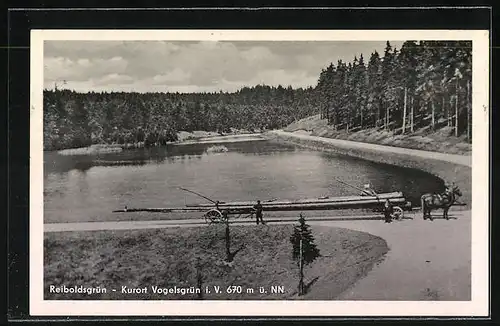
[376,100,380,128]
[402,87,407,134]
[360,105,363,129]
[448,97,453,127]
[196,258,203,300]
[224,212,231,262]
[298,238,304,296]
[467,79,471,142]
[410,96,414,133]
[455,80,459,137]
[442,96,446,127]
[431,99,435,130]
[385,104,389,131]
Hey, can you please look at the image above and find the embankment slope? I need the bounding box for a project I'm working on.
[268,130,471,207]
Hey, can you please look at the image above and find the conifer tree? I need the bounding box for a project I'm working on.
[398,41,419,133]
[356,54,368,129]
[290,214,320,295]
[290,214,320,266]
[367,51,382,128]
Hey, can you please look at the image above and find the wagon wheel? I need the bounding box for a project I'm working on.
[392,206,404,221]
[204,209,223,224]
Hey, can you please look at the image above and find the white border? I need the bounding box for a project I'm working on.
[30,29,490,317]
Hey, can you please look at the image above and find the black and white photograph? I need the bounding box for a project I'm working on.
[30,29,489,316]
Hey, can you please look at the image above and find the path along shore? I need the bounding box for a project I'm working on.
[313,211,471,300]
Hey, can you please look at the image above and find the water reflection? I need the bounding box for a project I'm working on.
[44,140,297,174]
[43,139,445,223]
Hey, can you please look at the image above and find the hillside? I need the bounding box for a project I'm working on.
[285,115,471,155]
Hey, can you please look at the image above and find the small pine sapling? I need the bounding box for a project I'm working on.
[290,214,320,295]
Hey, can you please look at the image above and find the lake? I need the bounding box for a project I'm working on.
[43,139,444,224]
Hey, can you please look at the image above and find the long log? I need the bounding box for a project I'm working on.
[178,187,217,204]
[333,178,374,195]
[114,197,407,214]
[187,192,404,208]
[225,197,406,210]
[112,207,211,213]
[240,198,407,212]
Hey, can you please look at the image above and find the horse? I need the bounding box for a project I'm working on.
[421,184,463,221]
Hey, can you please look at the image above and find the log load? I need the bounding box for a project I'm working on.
[113,192,407,214]
[186,192,404,208]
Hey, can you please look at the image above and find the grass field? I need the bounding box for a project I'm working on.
[44,224,388,300]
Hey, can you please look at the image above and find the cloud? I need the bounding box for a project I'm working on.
[252,69,318,88]
[44,40,404,93]
[94,73,135,85]
[152,68,191,85]
[45,56,128,82]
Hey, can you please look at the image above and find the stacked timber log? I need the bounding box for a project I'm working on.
[113,192,408,213]
[186,192,406,211]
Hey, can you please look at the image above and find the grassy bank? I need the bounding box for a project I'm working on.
[57,144,124,156]
[44,224,388,300]
[285,115,471,155]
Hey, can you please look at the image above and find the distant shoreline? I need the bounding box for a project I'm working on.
[53,130,263,155]
[175,133,265,145]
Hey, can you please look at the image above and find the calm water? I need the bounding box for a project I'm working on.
[43,140,444,223]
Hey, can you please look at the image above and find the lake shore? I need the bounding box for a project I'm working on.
[44,224,388,300]
[267,130,471,208]
[55,129,262,155]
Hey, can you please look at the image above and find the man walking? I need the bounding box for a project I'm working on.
[253,200,265,225]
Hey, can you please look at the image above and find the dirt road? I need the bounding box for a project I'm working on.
[44,213,393,233]
[314,210,471,301]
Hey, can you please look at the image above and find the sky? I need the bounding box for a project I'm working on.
[44,40,404,93]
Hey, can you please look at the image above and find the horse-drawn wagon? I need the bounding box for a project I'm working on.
[420,184,464,220]
[113,186,413,223]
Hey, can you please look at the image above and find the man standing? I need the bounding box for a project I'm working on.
[384,199,393,223]
[253,200,265,225]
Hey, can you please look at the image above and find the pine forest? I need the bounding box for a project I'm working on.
[43,40,472,151]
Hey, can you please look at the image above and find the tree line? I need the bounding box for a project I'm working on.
[43,40,472,151]
[43,85,318,150]
[317,41,472,140]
